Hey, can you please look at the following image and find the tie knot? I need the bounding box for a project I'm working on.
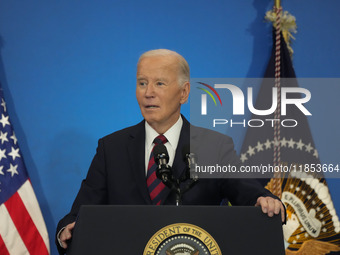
[153,135,167,145]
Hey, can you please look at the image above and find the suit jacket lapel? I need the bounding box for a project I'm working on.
[161,116,190,204]
[172,116,190,179]
[128,121,152,205]
[128,116,191,205]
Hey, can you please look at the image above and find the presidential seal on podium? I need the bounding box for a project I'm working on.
[144,223,221,255]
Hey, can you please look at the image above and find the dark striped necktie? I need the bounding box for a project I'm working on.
[146,134,168,205]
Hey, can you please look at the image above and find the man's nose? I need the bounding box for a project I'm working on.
[145,84,155,97]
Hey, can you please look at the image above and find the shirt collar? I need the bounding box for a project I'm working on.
[145,116,183,148]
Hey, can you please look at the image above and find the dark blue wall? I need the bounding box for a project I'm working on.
[0,1,339,254]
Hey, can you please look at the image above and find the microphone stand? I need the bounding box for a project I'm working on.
[155,148,199,206]
[158,165,198,206]
[179,153,199,198]
[158,171,182,206]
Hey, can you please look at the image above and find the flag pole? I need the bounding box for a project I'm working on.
[272,0,283,198]
[275,0,281,9]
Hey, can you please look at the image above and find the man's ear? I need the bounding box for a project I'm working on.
[180,82,190,104]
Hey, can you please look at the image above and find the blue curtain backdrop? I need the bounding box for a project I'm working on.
[0,1,339,254]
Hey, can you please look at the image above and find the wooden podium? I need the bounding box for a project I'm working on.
[67,205,285,255]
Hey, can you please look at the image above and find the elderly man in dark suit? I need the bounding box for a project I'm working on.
[56,49,285,254]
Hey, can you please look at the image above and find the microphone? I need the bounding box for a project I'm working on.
[153,144,173,183]
[182,145,199,181]
[154,144,180,205]
[179,145,199,197]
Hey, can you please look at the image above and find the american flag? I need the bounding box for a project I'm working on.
[240,28,340,254]
[0,88,50,254]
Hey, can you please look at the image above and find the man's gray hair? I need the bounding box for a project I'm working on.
[138,49,190,86]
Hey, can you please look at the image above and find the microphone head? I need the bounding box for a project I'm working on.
[153,144,169,165]
[182,144,197,165]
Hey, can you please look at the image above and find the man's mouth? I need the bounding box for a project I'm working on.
[145,105,159,109]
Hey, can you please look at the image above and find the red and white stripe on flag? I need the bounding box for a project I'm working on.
[0,180,50,254]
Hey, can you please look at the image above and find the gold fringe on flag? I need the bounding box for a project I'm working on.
[265,10,297,56]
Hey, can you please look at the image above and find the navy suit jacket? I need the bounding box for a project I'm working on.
[56,116,276,254]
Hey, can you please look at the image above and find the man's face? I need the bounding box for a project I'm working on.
[136,55,190,133]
